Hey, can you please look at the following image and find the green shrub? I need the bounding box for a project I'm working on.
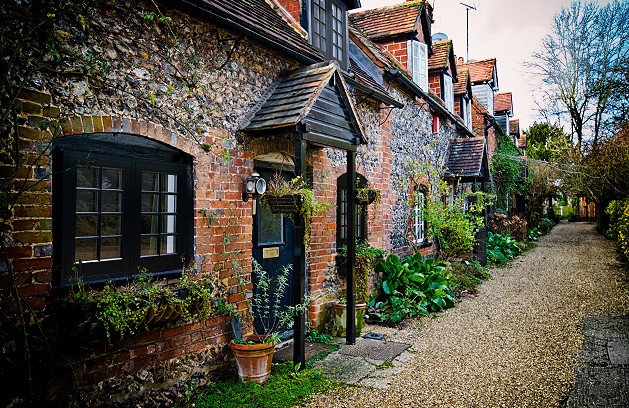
[446,260,491,295]
[606,198,629,260]
[487,232,525,266]
[528,227,541,241]
[372,253,455,322]
[537,218,555,234]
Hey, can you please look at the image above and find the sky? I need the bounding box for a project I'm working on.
[356,0,587,131]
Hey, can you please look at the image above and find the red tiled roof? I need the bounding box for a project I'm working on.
[494,92,512,113]
[349,1,425,40]
[459,58,496,84]
[454,67,470,95]
[444,137,487,178]
[428,40,452,71]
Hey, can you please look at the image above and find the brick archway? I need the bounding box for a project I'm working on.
[58,115,205,158]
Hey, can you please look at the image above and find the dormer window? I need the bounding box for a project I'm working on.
[311,0,348,69]
[407,39,428,91]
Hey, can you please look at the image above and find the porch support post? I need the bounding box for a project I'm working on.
[346,150,356,344]
[293,134,307,368]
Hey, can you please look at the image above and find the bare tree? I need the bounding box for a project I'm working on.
[527,0,629,154]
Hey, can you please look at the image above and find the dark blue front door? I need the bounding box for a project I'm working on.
[251,169,294,337]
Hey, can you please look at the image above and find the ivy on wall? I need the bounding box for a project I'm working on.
[491,132,524,213]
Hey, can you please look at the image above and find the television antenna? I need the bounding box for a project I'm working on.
[460,2,477,62]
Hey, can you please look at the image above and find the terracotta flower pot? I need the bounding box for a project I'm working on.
[332,302,367,337]
[230,334,277,384]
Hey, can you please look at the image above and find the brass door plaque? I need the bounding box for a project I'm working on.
[262,247,280,259]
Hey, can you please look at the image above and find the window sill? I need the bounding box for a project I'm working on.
[415,240,433,249]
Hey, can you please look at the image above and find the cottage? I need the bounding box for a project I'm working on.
[0,0,506,405]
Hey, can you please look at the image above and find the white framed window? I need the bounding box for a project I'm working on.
[407,40,428,91]
[465,99,473,128]
[443,74,454,112]
[412,187,426,244]
[487,85,494,115]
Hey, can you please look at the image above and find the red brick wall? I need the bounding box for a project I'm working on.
[429,72,441,99]
[2,88,255,397]
[380,38,409,72]
[454,95,462,117]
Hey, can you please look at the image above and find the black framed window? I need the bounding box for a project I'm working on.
[337,173,367,248]
[310,0,348,69]
[52,134,193,285]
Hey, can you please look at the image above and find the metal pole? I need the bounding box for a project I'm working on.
[293,135,307,368]
[460,3,476,61]
[346,150,356,345]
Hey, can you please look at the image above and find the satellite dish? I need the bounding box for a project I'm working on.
[433,32,449,42]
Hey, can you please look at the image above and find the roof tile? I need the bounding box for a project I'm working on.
[494,92,512,113]
[454,67,470,95]
[458,58,496,84]
[428,40,452,71]
[349,1,425,40]
[509,119,520,136]
[195,0,323,62]
[444,137,487,178]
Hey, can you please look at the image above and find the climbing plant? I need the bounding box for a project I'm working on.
[491,132,524,213]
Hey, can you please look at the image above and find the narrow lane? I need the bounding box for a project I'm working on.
[307,222,629,407]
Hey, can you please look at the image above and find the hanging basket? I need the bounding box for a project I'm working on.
[354,189,379,205]
[264,194,303,214]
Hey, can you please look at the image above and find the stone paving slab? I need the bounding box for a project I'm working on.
[338,338,409,361]
[312,353,375,385]
[567,367,629,408]
[567,316,629,407]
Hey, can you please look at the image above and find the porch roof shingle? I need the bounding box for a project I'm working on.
[242,61,338,131]
[444,137,487,179]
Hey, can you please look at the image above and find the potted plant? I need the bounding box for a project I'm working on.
[354,187,381,205]
[332,242,384,337]
[260,174,329,251]
[61,266,221,340]
[229,259,306,384]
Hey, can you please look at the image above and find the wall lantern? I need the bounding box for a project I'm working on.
[242,171,266,202]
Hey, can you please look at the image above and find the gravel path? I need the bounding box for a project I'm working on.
[305,222,629,407]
